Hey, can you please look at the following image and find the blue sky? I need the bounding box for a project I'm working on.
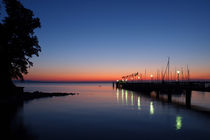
[3,0,210,81]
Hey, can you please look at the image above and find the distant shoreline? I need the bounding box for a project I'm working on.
[13,79,210,84]
[13,80,114,84]
[0,91,77,106]
[21,91,77,101]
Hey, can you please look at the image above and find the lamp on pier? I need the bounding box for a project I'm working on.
[150,74,153,82]
[177,70,180,82]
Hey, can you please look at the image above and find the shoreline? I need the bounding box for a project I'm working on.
[0,91,78,106]
[23,91,77,101]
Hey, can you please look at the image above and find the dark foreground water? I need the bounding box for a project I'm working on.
[14,82,210,140]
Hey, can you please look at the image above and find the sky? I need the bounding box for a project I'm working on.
[4,0,210,81]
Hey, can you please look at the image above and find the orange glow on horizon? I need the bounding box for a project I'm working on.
[23,72,210,82]
[23,64,210,82]
[24,73,120,82]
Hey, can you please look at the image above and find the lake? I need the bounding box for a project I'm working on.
[14,82,210,140]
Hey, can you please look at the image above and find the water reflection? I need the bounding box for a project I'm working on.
[137,96,141,110]
[116,89,119,103]
[125,90,128,105]
[122,89,124,104]
[176,116,182,130]
[150,102,154,115]
[13,83,210,140]
[0,98,36,139]
[131,92,134,106]
[116,89,149,113]
[116,89,189,130]
[117,89,154,113]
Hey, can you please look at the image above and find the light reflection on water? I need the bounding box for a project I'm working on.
[137,96,141,110]
[176,116,182,130]
[15,82,210,140]
[150,101,154,115]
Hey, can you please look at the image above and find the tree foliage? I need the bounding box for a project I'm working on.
[0,0,41,81]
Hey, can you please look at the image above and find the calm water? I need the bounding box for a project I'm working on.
[14,82,210,140]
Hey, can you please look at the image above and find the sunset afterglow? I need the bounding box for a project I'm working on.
[18,0,210,82]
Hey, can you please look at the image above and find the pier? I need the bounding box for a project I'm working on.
[115,81,210,92]
[115,58,210,92]
[114,81,210,115]
[114,58,210,112]
[114,81,210,114]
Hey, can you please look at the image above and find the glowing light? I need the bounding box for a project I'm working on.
[138,76,140,79]
[176,116,182,130]
[116,89,119,103]
[131,92,134,106]
[125,90,128,105]
[150,101,154,115]
[137,96,141,110]
[177,71,180,81]
[116,80,119,82]
[121,89,124,104]
[150,74,153,78]
[125,79,128,81]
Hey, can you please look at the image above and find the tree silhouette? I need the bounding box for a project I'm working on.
[0,0,41,91]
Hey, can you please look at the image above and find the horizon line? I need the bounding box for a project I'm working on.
[13,80,115,83]
[13,79,210,83]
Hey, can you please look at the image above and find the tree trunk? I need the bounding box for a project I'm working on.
[0,48,16,95]
[0,25,16,96]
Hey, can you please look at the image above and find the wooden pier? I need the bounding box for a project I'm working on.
[114,81,210,114]
[115,81,210,92]
[113,58,210,113]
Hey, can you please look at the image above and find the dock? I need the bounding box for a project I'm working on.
[115,81,210,92]
[114,81,210,112]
